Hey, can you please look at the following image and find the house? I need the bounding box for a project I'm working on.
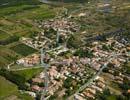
[48,66,58,79]
[91,62,101,71]
[16,54,40,66]
[97,81,105,88]
[127,46,130,51]
[39,72,45,78]
[74,94,86,100]
[32,78,44,83]
[16,59,25,65]
[78,13,86,17]
[111,59,121,67]
[82,91,95,99]
[108,70,114,74]
[31,85,42,92]
[91,85,103,92]
[115,76,123,81]
[25,91,36,98]
[127,89,130,94]
[80,58,91,65]
[86,88,96,94]
[98,77,105,83]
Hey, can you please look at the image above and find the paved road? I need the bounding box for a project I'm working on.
[9,66,43,71]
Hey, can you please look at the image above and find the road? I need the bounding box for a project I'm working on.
[9,66,43,71]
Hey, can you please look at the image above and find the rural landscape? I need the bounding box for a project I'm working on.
[0,0,130,100]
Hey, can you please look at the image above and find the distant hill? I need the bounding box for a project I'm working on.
[0,0,40,7]
[49,0,88,3]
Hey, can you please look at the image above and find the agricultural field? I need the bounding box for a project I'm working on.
[13,68,43,81]
[0,30,10,40]
[0,4,55,38]
[0,75,33,100]
[0,0,41,7]
[10,43,37,56]
[0,46,21,67]
[0,0,60,68]
[0,42,37,67]
[0,76,18,99]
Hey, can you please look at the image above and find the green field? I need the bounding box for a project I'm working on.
[10,43,37,56]
[0,46,21,67]
[0,4,55,38]
[0,30,10,40]
[13,68,43,80]
[0,76,18,98]
[0,43,37,67]
[0,0,58,68]
[0,0,40,7]
[0,75,33,100]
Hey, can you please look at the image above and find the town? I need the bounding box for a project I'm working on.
[9,32,130,99]
[0,0,130,100]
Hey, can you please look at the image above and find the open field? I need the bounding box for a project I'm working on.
[0,4,55,38]
[101,73,122,95]
[0,30,10,40]
[0,0,40,7]
[0,76,33,100]
[0,76,18,99]
[0,2,57,34]
[0,0,59,68]
[10,43,37,56]
[13,68,43,80]
[0,46,21,67]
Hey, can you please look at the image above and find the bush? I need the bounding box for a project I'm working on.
[63,77,72,88]
[67,34,82,48]
[74,49,93,58]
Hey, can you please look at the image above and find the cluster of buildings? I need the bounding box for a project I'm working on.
[39,18,79,33]
[29,55,95,98]
[21,35,52,50]
[16,54,40,66]
[16,36,129,99]
[90,38,129,70]
[74,37,130,99]
[75,76,106,100]
[21,17,80,50]
[11,9,129,99]
[31,66,64,95]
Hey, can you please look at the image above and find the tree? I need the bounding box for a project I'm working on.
[67,34,82,48]
[63,77,72,88]
[74,48,93,58]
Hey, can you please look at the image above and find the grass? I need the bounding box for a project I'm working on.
[10,43,37,56]
[101,73,122,95]
[17,93,34,100]
[106,95,117,100]
[0,1,57,68]
[0,0,56,37]
[0,0,40,7]
[0,76,33,100]
[0,46,21,67]
[0,76,18,99]
[0,30,10,40]
[0,5,39,17]
[13,68,43,80]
